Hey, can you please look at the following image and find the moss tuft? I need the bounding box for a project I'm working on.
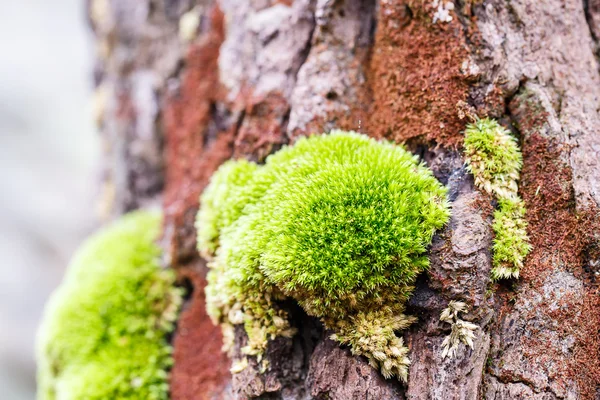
[197,131,450,381]
[463,118,531,280]
[491,197,532,280]
[439,301,478,359]
[37,211,183,400]
[464,118,522,199]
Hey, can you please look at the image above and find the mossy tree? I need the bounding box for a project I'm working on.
[89,0,600,399]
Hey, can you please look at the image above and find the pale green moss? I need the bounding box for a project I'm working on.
[439,301,478,359]
[463,118,531,280]
[329,311,415,379]
[37,211,183,400]
[197,131,450,381]
[464,118,522,199]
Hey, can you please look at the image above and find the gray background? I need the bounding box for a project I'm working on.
[0,0,98,398]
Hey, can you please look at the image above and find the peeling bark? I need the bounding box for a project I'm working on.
[90,0,600,399]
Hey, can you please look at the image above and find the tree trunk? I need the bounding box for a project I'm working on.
[89,0,600,399]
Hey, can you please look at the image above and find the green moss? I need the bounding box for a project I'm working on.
[37,211,183,400]
[464,118,522,199]
[463,118,531,280]
[196,159,259,257]
[491,198,532,280]
[197,131,450,380]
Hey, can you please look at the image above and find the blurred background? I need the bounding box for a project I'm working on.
[0,0,98,398]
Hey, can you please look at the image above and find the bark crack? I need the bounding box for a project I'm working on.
[292,0,317,85]
[582,0,600,58]
[486,369,564,398]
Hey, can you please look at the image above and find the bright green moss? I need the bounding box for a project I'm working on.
[37,211,183,400]
[197,131,450,380]
[463,118,531,280]
[196,159,259,257]
[260,146,448,317]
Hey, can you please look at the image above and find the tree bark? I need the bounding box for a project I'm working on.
[89,0,600,399]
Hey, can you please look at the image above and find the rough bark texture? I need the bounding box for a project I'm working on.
[90,0,600,399]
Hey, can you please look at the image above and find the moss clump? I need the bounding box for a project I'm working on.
[197,131,450,381]
[37,211,183,400]
[463,118,531,279]
[464,118,522,199]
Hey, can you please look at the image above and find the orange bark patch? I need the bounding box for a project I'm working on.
[520,134,577,281]
[162,6,233,398]
[515,100,600,398]
[170,268,231,400]
[368,1,470,147]
[162,6,234,263]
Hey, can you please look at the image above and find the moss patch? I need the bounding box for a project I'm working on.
[197,131,450,381]
[37,211,183,400]
[491,198,531,280]
[463,118,531,279]
[464,118,522,199]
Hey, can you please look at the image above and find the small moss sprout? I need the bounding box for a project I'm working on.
[37,211,183,400]
[197,131,450,381]
[464,118,531,280]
